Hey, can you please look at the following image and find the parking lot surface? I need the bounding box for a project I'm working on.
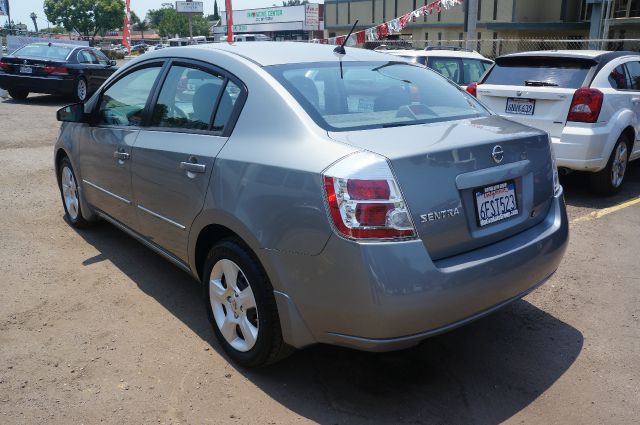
[0,94,639,424]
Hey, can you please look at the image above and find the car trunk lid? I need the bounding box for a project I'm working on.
[1,57,68,77]
[328,115,555,260]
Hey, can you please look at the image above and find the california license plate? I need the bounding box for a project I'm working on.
[20,66,32,74]
[474,180,519,227]
[505,97,535,115]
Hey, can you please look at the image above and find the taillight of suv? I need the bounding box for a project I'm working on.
[323,152,416,240]
[567,88,603,123]
[0,61,9,71]
[466,82,478,97]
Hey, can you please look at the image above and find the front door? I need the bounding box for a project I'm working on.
[131,61,243,260]
[78,63,164,229]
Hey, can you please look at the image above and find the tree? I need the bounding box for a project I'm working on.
[213,0,220,20]
[44,0,125,42]
[147,4,174,28]
[276,0,308,5]
[130,11,149,41]
[157,7,210,38]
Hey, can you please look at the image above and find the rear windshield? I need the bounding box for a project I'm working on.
[267,61,487,131]
[484,57,594,88]
[13,44,73,60]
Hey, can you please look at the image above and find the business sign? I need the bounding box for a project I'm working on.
[304,3,319,30]
[176,1,204,14]
[222,5,305,26]
[0,0,8,17]
[215,22,303,34]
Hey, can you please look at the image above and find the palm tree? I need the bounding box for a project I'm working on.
[130,11,148,42]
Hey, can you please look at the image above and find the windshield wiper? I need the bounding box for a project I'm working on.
[382,122,415,128]
[524,80,558,87]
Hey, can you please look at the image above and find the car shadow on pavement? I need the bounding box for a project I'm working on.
[561,160,640,209]
[74,222,583,425]
[1,94,70,107]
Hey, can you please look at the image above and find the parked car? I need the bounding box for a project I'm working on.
[470,50,640,195]
[380,46,494,89]
[131,44,150,53]
[0,42,117,101]
[153,43,169,51]
[54,42,568,367]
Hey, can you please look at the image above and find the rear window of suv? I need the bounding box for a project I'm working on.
[484,57,595,89]
[267,61,487,131]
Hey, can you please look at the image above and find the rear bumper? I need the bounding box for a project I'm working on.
[553,123,617,172]
[0,73,75,95]
[266,189,569,351]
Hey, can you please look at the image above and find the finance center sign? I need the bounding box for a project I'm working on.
[232,6,305,26]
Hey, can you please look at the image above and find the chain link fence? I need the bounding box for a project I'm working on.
[366,38,640,59]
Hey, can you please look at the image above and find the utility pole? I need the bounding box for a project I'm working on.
[187,0,193,44]
[465,0,478,51]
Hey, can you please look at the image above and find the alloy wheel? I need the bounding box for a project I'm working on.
[61,166,79,220]
[611,141,628,189]
[77,79,87,101]
[209,259,259,352]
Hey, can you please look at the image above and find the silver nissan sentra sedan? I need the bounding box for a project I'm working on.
[54,42,568,367]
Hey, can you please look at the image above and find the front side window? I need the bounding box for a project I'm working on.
[267,61,486,131]
[151,65,225,130]
[98,66,162,126]
[94,50,110,65]
[625,61,640,90]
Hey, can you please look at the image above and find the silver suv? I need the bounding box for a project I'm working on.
[55,43,568,367]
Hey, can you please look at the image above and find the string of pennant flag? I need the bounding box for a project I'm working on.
[319,0,464,45]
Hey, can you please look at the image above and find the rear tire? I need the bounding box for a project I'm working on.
[590,135,630,196]
[8,89,28,100]
[58,157,92,228]
[202,238,293,367]
[73,77,88,102]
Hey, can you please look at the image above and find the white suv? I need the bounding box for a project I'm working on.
[379,46,493,89]
[472,50,640,195]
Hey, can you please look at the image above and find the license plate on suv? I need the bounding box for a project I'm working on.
[20,66,32,74]
[474,180,519,227]
[505,98,535,115]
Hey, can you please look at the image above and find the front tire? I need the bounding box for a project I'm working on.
[590,135,630,196]
[58,157,91,228]
[203,239,293,367]
[8,89,28,100]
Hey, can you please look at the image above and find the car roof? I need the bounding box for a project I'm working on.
[498,50,639,61]
[175,42,402,66]
[382,48,490,60]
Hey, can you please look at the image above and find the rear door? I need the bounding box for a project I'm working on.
[77,62,164,229]
[477,56,596,138]
[131,60,246,260]
[623,60,640,159]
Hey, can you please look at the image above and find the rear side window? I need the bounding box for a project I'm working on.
[77,50,97,64]
[429,57,461,83]
[151,65,225,130]
[609,65,628,89]
[212,81,241,132]
[98,66,162,126]
[484,57,594,88]
[462,59,491,85]
[625,61,640,90]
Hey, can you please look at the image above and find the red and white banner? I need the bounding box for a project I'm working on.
[225,0,234,43]
[320,0,463,45]
[123,0,131,53]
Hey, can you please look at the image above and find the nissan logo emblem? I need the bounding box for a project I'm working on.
[492,145,504,164]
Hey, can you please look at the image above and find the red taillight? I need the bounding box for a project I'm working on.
[43,66,69,75]
[0,62,9,71]
[322,152,416,240]
[567,88,603,123]
[347,179,390,200]
[466,82,478,97]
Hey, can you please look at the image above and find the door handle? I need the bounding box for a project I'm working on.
[113,150,130,161]
[180,159,206,174]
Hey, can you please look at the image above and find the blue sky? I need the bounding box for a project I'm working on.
[4,0,323,31]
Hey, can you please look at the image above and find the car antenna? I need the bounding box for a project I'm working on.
[333,20,358,56]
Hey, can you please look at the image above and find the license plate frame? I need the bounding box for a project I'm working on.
[473,180,519,227]
[19,66,33,74]
[505,97,535,116]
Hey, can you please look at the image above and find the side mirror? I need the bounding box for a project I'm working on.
[108,60,117,67]
[57,103,88,123]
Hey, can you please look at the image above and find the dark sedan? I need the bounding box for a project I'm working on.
[0,42,117,101]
